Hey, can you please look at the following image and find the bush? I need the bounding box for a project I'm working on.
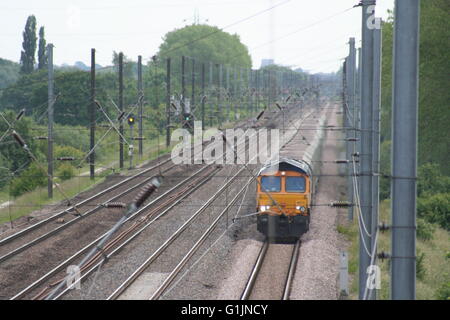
[435,282,450,300]
[416,250,426,281]
[9,162,47,197]
[416,218,435,241]
[417,163,450,197]
[54,145,84,169]
[56,163,75,181]
[417,193,450,231]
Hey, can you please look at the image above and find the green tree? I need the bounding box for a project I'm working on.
[380,1,450,174]
[38,26,47,70]
[0,58,20,89]
[20,15,37,74]
[157,24,252,70]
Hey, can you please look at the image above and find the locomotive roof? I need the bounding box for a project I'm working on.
[257,157,312,177]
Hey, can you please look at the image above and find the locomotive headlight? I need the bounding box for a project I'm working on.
[260,205,270,212]
[296,206,306,212]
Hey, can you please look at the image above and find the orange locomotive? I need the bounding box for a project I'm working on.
[256,158,314,241]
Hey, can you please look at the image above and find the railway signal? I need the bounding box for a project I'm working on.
[127,114,136,126]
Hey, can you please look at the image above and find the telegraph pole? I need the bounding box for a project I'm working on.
[209,62,213,127]
[359,0,375,299]
[89,48,96,179]
[138,55,143,157]
[218,64,222,125]
[347,38,356,221]
[191,58,195,112]
[181,56,185,114]
[371,28,382,300]
[47,43,54,199]
[201,63,205,131]
[118,52,124,170]
[391,0,420,300]
[166,58,171,147]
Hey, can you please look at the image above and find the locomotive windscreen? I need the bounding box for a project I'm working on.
[261,176,281,192]
[285,177,306,192]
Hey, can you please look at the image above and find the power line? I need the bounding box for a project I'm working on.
[155,0,292,59]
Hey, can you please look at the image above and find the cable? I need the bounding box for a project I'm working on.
[156,0,292,59]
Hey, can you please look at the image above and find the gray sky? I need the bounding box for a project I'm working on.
[0,0,394,72]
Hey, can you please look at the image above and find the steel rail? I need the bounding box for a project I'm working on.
[11,103,283,300]
[110,104,318,300]
[0,159,178,264]
[52,166,221,300]
[107,166,253,300]
[240,239,269,300]
[10,164,215,300]
[282,239,301,300]
[149,177,256,300]
[0,154,172,246]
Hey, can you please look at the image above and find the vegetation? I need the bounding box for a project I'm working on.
[20,15,37,74]
[0,59,20,89]
[37,26,47,70]
[157,24,252,68]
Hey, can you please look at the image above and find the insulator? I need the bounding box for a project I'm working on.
[256,110,265,120]
[12,131,26,147]
[103,202,126,208]
[56,157,75,161]
[133,176,162,208]
[378,221,390,232]
[330,201,353,208]
[275,103,282,110]
[117,112,125,121]
[377,251,391,261]
[347,138,359,142]
[335,159,350,164]
[352,152,360,157]
[16,109,25,120]
[132,137,145,140]
[34,136,48,140]
[285,95,291,102]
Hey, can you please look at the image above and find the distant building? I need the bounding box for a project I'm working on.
[261,59,274,68]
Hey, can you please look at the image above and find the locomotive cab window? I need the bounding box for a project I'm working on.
[261,176,281,192]
[285,176,306,192]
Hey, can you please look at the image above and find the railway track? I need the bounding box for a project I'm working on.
[241,239,301,300]
[103,106,317,301]
[0,154,178,262]
[10,164,221,300]
[3,98,313,300]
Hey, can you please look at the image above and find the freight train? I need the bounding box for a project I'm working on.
[256,111,325,241]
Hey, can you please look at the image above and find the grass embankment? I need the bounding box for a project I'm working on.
[337,199,450,300]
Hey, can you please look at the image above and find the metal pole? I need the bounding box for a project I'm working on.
[226,66,230,121]
[129,125,133,169]
[359,0,375,299]
[209,62,213,127]
[119,52,124,169]
[191,58,195,112]
[47,43,54,199]
[218,64,222,125]
[391,0,420,300]
[89,48,96,179]
[233,67,237,119]
[201,63,205,131]
[181,56,185,114]
[138,55,143,157]
[371,27,382,301]
[166,58,171,147]
[348,38,356,221]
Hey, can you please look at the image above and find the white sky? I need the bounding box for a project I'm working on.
[0,0,394,73]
